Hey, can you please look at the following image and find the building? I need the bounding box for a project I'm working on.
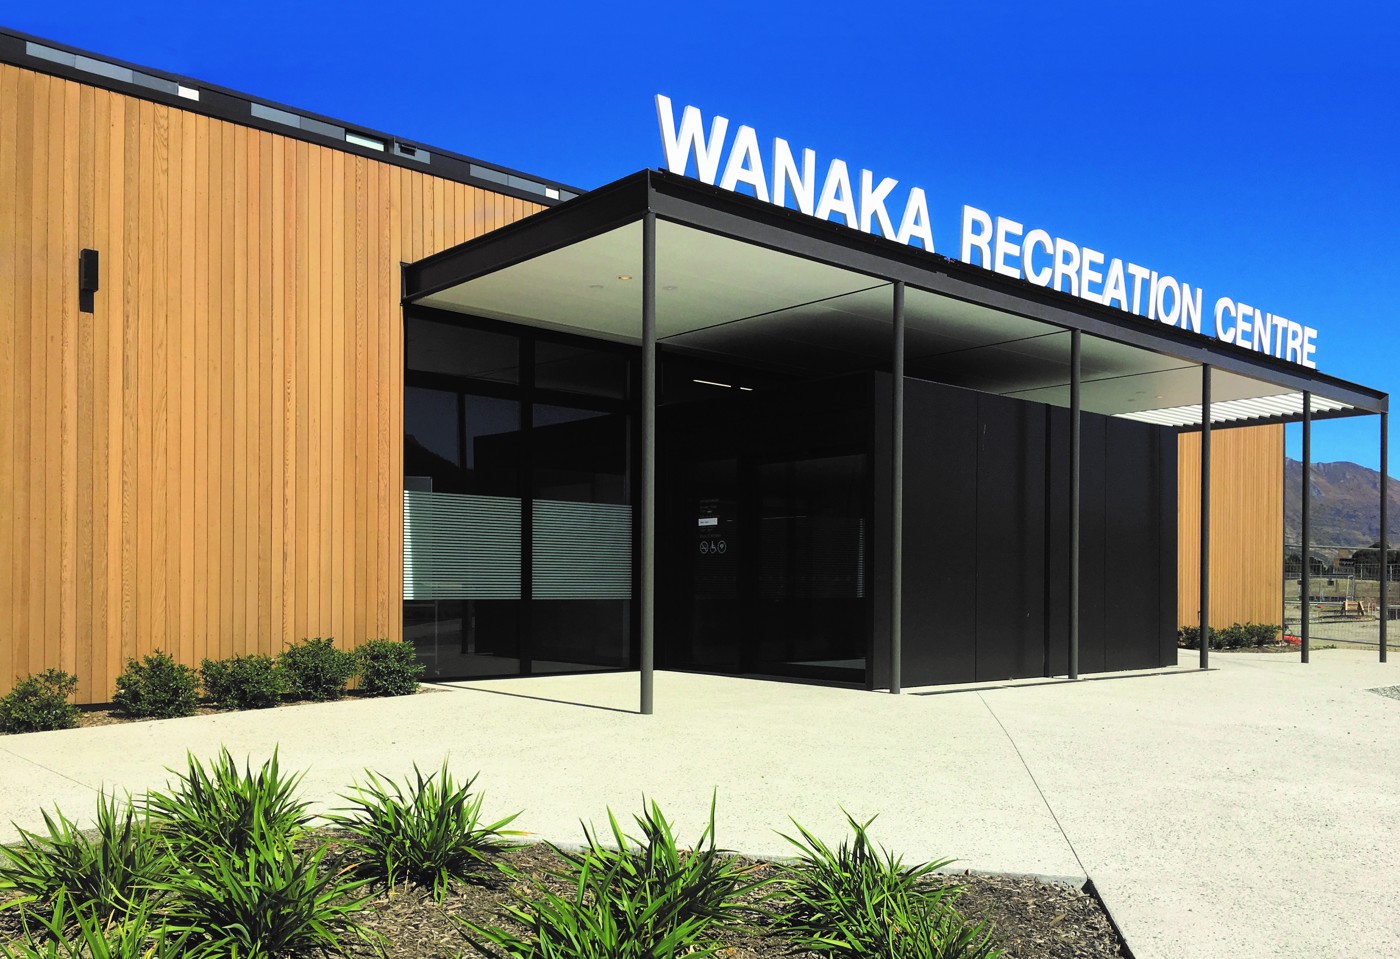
[0,27,1386,705]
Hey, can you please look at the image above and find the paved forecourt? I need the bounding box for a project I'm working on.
[1,650,1397,959]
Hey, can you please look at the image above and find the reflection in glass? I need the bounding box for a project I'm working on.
[531,406,632,673]
[406,319,520,382]
[404,390,523,677]
[755,454,867,674]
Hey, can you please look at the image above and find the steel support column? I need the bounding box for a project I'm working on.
[890,281,905,694]
[1200,365,1211,670]
[1381,411,1388,662]
[1069,330,1081,680]
[1301,391,1312,664]
[640,212,656,714]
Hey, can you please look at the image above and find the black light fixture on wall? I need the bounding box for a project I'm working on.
[78,248,99,313]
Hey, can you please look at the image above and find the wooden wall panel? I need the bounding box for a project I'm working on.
[0,63,543,702]
[1178,424,1285,629]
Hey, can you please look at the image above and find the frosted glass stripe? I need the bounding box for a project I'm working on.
[532,500,633,599]
[404,491,521,599]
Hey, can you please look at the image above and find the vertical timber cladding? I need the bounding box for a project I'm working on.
[0,63,544,703]
[1177,424,1285,629]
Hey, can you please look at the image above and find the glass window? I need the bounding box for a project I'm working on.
[407,318,520,383]
[536,340,628,398]
[463,395,521,497]
[530,405,633,672]
[405,386,461,488]
[404,386,524,678]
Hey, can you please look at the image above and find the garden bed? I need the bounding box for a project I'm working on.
[342,844,1129,959]
[1,842,1128,959]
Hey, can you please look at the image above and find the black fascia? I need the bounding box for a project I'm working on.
[0,26,582,207]
[404,173,652,298]
[404,168,1389,416]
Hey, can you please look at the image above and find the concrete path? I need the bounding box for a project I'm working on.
[1,650,1397,958]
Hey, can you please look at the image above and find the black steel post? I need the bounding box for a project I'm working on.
[1380,411,1388,662]
[1200,365,1211,670]
[1301,391,1311,664]
[891,281,905,694]
[1069,330,1081,680]
[640,212,656,714]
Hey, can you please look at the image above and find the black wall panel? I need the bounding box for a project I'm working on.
[899,379,980,685]
[1077,415,1109,674]
[975,394,1047,680]
[1158,429,1180,665]
[1104,418,1162,671]
[873,372,1177,688]
[1045,408,1071,675]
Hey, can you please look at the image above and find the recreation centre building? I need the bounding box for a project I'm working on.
[0,27,1390,708]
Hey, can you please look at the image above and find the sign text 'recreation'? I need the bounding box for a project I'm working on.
[655,94,1319,369]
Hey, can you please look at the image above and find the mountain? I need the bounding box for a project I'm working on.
[1283,458,1400,549]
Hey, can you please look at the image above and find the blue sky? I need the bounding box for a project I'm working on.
[11,1,1399,468]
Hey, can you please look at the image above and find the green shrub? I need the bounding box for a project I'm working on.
[1178,623,1283,650]
[0,670,80,733]
[278,637,357,701]
[356,638,425,697]
[773,813,1000,959]
[0,891,189,959]
[199,654,284,710]
[144,748,311,856]
[111,651,198,719]
[463,797,757,958]
[0,792,169,916]
[1216,623,1249,650]
[1246,622,1281,646]
[330,762,519,901]
[150,819,374,959]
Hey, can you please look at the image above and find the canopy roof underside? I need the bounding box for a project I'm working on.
[404,171,1386,429]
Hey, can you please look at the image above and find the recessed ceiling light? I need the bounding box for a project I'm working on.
[738,386,754,392]
[617,274,633,281]
[693,378,732,389]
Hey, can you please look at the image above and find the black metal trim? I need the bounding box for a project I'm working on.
[0,26,581,207]
[404,168,1387,417]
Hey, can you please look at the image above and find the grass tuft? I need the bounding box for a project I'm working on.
[773,812,1002,958]
[462,796,762,959]
[329,762,520,901]
[0,792,169,917]
[143,747,311,855]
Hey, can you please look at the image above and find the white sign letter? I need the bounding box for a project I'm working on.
[772,137,816,215]
[994,217,1024,279]
[815,159,857,227]
[1053,238,1081,296]
[655,94,729,184]
[1023,229,1053,285]
[719,124,769,201]
[1213,297,1237,344]
[961,206,994,267]
[859,170,898,237]
[895,188,935,251]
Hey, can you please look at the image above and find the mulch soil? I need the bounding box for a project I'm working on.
[339,844,1129,959]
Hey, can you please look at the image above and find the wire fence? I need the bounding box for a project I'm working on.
[1283,543,1398,648]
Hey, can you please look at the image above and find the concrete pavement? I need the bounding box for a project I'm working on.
[2,649,1397,958]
